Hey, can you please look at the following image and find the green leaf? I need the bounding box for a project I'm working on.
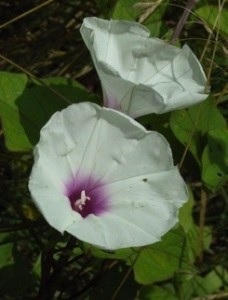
[0,72,29,150]
[185,224,212,263]
[84,243,136,260]
[0,72,98,151]
[32,254,41,278]
[194,266,228,296]
[202,128,228,191]
[179,265,228,299]
[196,5,228,37]
[178,278,195,300]
[112,0,138,20]
[170,97,226,164]
[141,0,170,37]
[179,187,194,233]
[138,285,178,300]
[134,227,185,284]
[0,234,13,268]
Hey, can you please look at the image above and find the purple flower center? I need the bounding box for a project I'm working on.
[64,174,110,218]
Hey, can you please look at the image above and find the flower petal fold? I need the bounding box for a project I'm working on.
[80,17,208,117]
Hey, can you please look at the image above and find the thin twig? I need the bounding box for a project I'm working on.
[193,291,228,300]
[199,0,226,62]
[0,221,44,233]
[111,251,141,300]
[0,53,71,104]
[0,0,55,29]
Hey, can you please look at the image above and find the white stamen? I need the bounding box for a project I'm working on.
[74,190,90,211]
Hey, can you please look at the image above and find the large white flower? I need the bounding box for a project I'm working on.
[80,17,208,118]
[29,102,188,249]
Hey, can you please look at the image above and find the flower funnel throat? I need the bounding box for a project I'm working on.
[29,102,188,250]
[65,174,109,218]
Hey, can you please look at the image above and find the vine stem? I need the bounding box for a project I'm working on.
[198,188,207,264]
[178,103,202,170]
[172,0,199,41]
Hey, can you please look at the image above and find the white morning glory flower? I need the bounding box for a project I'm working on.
[80,17,208,118]
[29,102,188,250]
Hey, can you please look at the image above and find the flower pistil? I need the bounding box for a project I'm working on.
[74,190,91,212]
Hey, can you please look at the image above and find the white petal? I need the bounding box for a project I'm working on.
[81,17,150,77]
[29,102,188,249]
[29,104,100,231]
[29,166,80,232]
[66,104,174,182]
[66,213,157,250]
[80,17,208,117]
[65,168,187,250]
